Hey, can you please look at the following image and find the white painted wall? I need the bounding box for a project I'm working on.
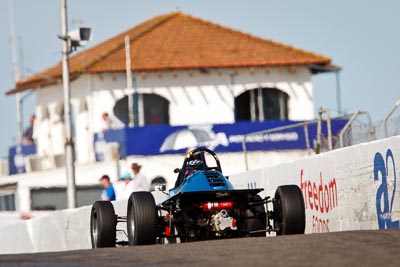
[0,137,399,254]
[88,66,314,127]
[35,76,94,158]
[32,66,314,160]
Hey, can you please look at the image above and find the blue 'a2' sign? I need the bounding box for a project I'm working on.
[373,149,400,229]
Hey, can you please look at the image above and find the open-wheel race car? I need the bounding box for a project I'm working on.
[90,148,306,248]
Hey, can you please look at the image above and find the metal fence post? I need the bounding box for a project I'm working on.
[383,100,400,138]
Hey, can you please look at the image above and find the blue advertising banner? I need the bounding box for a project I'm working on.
[8,144,36,175]
[94,120,348,159]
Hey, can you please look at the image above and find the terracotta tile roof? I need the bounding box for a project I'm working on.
[7,12,333,95]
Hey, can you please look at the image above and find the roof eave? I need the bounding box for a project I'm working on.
[308,63,342,74]
[6,62,336,95]
[6,73,81,96]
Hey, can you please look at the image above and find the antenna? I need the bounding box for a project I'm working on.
[8,0,23,143]
[18,36,24,78]
[9,0,20,81]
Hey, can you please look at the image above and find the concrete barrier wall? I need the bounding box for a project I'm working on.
[0,192,167,254]
[230,136,400,233]
[0,200,128,254]
[1,136,400,254]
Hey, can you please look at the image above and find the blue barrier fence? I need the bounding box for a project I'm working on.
[94,119,348,159]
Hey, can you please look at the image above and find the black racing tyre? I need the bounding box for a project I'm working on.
[243,195,267,237]
[127,192,158,246]
[90,201,116,248]
[273,185,305,235]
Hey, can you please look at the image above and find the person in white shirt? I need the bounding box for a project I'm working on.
[118,171,135,200]
[100,112,124,133]
[130,163,151,192]
[100,112,113,133]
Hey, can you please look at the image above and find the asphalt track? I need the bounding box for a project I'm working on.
[1,229,399,267]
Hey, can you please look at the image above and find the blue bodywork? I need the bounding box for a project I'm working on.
[159,147,263,207]
[178,170,234,192]
[164,169,235,203]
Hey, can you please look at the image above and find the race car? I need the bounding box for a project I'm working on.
[90,148,305,248]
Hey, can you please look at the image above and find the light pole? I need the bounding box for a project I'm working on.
[59,0,76,209]
[59,1,91,209]
[125,35,135,127]
[335,70,342,115]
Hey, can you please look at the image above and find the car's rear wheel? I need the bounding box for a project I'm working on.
[90,201,116,248]
[273,185,305,235]
[127,192,158,246]
[243,195,267,237]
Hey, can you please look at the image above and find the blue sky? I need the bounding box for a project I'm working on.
[1,0,399,157]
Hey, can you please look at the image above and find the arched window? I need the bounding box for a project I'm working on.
[235,88,289,121]
[113,93,170,126]
[142,94,170,125]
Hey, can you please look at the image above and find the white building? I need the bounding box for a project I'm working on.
[7,12,337,163]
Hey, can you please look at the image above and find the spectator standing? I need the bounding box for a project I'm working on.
[99,175,116,201]
[100,112,124,133]
[131,163,150,192]
[100,112,112,133]
[21,115,36,145]
[119,171,135,199]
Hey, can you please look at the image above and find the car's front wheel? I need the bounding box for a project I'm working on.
[90,201,116,248]
[127,192,158,246]
[273,185,305,235]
